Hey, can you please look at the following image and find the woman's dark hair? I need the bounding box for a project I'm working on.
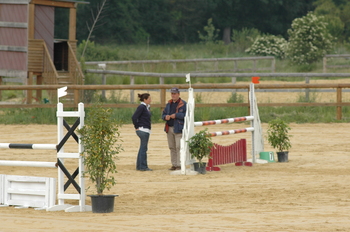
[138,93,150,102]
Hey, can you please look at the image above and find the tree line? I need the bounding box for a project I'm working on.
[56,0,350,46]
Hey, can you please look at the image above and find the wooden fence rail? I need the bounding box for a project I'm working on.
[84,56,276,73]
[84,70,350,102]
[323,54,350,73]
[0,83,350,120]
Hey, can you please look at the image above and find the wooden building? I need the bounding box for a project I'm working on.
[0,0,87,102]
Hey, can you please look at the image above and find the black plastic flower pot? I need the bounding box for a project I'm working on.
[89,194,118,213]
[193,162,207,174]
[277,151,289,162]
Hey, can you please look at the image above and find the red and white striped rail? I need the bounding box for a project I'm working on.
[194,116,254,127]
[208,127,254,137]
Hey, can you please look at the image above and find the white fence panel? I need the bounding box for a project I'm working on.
[2,175,56,210]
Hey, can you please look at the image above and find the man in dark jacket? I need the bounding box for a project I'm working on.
[162,87,187,170]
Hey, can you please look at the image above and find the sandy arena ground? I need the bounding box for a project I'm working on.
[0,121,350,232]
[1,79,350,231]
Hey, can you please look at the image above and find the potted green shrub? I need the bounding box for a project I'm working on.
[78,103,123,213]
[187,128,215,174]
[266,118,292,162]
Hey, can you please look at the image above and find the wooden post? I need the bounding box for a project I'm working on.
[0,76,2,101]
[305,77,310,102]
[336,87,342,120]
[271,58,276,72]
[69,8,76,41]
[28,4,35,39]
[323,57,327,73]
[27,3,34,104]
[36,74,43,100]
[27,72,33,104]
[130,76,134,103]
[159,77,165,112]
[74,89,79,106]
[160,88,166,113]
[101,73,106,99]
[231,77,237,95]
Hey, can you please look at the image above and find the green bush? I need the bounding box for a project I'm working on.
[285,12,334,65]
[227,92,244,103]
[187,128,214,164]
[266,118,292,152]
[78,40,120,61]
[231,27,261,53]
[246,35,287,58]
[78,103,123,195]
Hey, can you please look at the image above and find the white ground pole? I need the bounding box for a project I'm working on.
[176,83,264,175]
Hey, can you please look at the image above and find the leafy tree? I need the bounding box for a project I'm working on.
[137,0,174,44]
[99,0,148,44]
[339,2,350,41]
[74,0,318,45]
[211,0,240,44]
[285,12,334,65]
[198,18,220,44]
[169,0,214,44]
[314,0,344,41]
[76,0,146,44]
[212,0,315,43]
[81,0,107,57]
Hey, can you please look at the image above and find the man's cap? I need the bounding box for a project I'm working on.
[170,87,180,93]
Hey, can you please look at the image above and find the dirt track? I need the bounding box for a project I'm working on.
[1,121,350,231]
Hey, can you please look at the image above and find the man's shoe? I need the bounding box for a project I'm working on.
[175,166,181,170]
[140,168,152,171]
[168,166,176,170]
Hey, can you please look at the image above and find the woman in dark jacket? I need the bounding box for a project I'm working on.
[131,93,152,171]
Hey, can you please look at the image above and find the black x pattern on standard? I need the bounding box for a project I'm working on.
[56,118,81,194]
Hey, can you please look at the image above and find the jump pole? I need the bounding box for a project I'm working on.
[0,143,57,168]
[0,144,57,149]
[0,161,57,168]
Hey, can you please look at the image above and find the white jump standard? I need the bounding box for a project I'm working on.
[178,78,264,175]
[0,87,90,212]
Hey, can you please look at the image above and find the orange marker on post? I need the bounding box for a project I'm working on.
[252,76,260,84]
